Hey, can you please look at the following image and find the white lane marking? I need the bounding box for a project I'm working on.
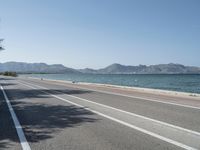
[18,81,198,150]
[26,78,200,110]
[1,85,31,150]
[19,80,200,137]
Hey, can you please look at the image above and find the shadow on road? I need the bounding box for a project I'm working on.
[15,103,97,142]
[0,87,98,149]
[0,77,15,81]
[0,83,16,87]
[2,88,92,100]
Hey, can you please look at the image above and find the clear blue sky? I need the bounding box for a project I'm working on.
[0,0,200,69]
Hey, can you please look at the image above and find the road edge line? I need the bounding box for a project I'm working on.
[1,85,31,150]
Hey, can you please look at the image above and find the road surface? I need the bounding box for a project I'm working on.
[0,76,200,150]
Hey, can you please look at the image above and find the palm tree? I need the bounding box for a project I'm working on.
[0,39,4,50]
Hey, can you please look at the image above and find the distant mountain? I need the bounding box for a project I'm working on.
[80,63,200,74]
[78,68,98,74]
[0,62,79,74]
[96,63,147,74]
[0,62,200,74]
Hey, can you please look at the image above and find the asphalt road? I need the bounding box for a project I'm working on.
[0,76,200,150]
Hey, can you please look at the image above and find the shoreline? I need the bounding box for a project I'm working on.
[24,76,200,99]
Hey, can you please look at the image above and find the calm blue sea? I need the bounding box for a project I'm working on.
[21,74,200,94]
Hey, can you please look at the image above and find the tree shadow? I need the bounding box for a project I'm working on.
[2,88,92,100]
[0,87,98,149]
[14,102,97,143]
[0,78,15,81]
[0,141,9,149]
[0,83,16,87]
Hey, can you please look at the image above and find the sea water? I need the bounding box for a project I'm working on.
[21,74,200,94]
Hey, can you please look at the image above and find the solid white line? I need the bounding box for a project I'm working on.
[1,85,31,150]
[19,80,200,137]
[27,78,200,110]
[18,81,198,150]
[82,87,200,110]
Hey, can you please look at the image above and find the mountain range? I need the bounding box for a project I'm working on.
[0,62,78,74]
[0,62,200,74]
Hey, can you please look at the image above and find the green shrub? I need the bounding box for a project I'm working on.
[2,71,18,77]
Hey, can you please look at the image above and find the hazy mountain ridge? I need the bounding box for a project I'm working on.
[80,63,200,74]
[0,62,200,74]
[0,62,79,73]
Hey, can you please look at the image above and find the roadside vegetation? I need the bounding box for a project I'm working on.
[0,39,4,51]
[0,71,18,77]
